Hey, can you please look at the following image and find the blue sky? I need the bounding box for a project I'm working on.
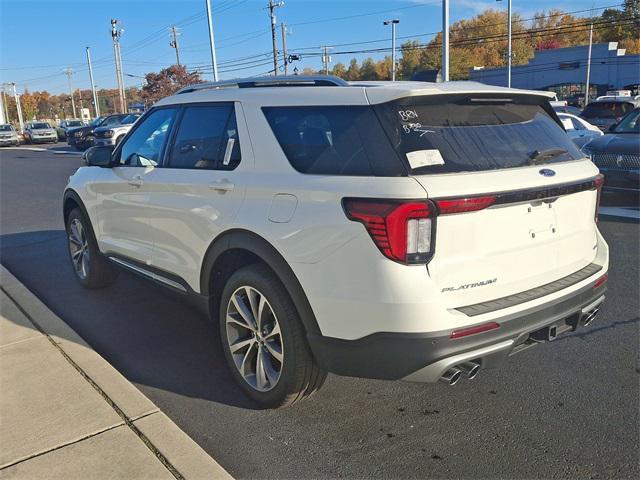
[0,0,602,95]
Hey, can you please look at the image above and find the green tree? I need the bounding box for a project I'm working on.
[345,58,360,80]
[331,62,347,79]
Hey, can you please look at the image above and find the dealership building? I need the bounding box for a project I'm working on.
[469,42,640,100]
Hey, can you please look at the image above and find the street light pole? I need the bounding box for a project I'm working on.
[205,0,219,81]
[111,19,126,113]
[384,19,399,81]
[442,0,449,82]
[585,21,594,106]
[86,47,100,118]
[497,0,512,87]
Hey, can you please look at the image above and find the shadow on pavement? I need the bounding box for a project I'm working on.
[0,229,258,411]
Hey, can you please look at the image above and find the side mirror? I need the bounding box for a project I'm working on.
[83,145,114,167]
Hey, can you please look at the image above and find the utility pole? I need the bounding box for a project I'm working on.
[442,0,449,81]
[322,46,332,75]
[86,47,100,117]
[281,22,289,75]
[63,68,77,118]
[384,19,399,81]
[585,21,594,106]
[0,87,6,124]
[111,19,126,113]
[170,26,182,67]
[205,0,219,81]
[268,1,284,76]
[11,83,24,132]
[496,0,512,87]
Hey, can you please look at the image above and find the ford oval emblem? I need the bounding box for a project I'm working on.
[539,168,556,177]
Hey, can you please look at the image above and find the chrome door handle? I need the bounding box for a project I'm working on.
[209,179,234,192]
[128,175,143,187]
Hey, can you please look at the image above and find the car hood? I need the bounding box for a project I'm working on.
[586,133,640,154]
[93,126,116,133]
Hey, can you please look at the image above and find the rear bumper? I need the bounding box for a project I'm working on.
[308,275,607,381]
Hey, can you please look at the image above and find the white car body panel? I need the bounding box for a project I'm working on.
[66,80,608,345]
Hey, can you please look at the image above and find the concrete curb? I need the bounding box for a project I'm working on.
[0,264,232,480]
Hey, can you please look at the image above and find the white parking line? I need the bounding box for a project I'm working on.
[1,146,82,155]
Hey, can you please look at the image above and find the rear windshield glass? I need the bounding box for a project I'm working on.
[581,101,635,119]
[374,96,583,174]
[262,106,405,176]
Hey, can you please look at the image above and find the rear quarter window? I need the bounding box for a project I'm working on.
[262,106,406,176]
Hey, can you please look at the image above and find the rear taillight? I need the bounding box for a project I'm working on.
[343,199,436,264]
[435,195,497,215]
[450,321,500,339]
[593,273,608,289]
[594,173,605,222]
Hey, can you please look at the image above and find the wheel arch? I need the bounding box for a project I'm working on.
[201,229,322,339]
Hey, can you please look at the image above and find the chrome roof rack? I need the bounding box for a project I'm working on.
[176,75,349,94]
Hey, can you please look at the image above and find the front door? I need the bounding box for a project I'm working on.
[95,107,178,265]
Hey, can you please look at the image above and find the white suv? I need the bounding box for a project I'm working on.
[63,76,609,408]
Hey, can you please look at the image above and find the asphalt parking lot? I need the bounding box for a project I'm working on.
[1,146,638,479]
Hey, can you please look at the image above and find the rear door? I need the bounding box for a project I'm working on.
[374,94,601,308]
[144,102,248,291]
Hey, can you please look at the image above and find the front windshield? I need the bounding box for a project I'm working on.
[32,123,51,129]
[613,109,640,133]
[67,121,83,127]
[0,125,13,132]
[582,102,635,119]
[90,117,105,126]
[374,96,583,174]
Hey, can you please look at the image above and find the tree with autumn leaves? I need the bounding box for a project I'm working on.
[140,65,203,105]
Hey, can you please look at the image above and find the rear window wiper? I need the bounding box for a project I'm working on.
[528,148,569,165]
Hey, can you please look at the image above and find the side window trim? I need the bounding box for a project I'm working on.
[160,106,186,168]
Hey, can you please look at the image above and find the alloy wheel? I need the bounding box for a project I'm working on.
[225,286,284,392]
[68,218,90,280]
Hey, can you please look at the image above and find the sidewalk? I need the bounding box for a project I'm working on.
[0,265,232,480]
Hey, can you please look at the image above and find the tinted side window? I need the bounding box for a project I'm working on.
[117,108,177,167]
[262,106,405,176]
[168,105,241,170]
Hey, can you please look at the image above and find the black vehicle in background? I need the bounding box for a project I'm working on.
[56,119,86,141]
[67,114,128,150]
[580,96,640,132]
[583,108,640,196]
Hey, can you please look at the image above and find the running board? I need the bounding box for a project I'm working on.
[108,256,188,293]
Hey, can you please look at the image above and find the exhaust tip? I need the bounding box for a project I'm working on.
[439,367,462,386]
[459,361,481,380]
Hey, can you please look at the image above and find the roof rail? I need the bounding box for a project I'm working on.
[176,75,349,94]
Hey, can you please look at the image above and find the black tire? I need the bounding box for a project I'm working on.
[65,208,118,289]
[219,264,326,408]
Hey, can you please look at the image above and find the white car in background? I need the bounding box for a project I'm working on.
[93,113,140,147]
[63,76,609,408]
[558,113,603,148]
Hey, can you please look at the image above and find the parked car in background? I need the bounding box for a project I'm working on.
[57,119,86,140]
[0,124,21,146]
[93,114,140,147]
[558,113,602,148]
[580,95,640,132]
[67,114,128,150]
[550,100,582,116]
[582,107,640,195]
[23,122,58,144]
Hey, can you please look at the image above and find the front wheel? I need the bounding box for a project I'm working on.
[66,208,118,288]
[219,264,326,408]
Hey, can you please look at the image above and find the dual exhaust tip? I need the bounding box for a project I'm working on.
[439,361,480,386]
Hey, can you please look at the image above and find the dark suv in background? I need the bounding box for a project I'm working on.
[583,108,640,196]
[67,114,128,150]
[580,96,640,132]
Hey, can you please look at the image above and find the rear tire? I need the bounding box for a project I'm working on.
[219,264,326,408]
[66,208,118,289]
